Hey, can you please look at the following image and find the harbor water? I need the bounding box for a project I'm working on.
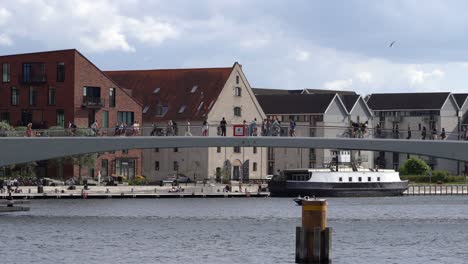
[1,196,467,264]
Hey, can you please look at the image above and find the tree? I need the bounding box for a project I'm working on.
[69,153,97,183]
[400,157,431,175]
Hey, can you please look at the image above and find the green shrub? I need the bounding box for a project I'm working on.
[399,157,431,175]
[401,173,466,183]
[47,126,67,137]
[128,177,148,185]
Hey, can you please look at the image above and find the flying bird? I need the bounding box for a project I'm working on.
[389,41,396,47]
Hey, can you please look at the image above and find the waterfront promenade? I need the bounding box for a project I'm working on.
[0,183,269,199]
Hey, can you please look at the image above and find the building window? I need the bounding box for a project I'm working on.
[234,87,242,96]
[233,146,241,153]
[377,177,380,182]
[174,147,178,152]
[101,159,108,177]
[253,146,257,154]
[191,85,198,93]
[178,105,186,113]
[56,62,65,82]
[109,88,116,107]
[236,75,239,84]
[122,149,129,154]
[155,161,160,171]
[154,148,159,152]
[234,106,241,116]
[29,86,37,106]
[173,161,179,171]
[358,177,362,182]
[117,111,134,125]
[349,177,352,182]
[339,177,342,182]
[217,147,221,153]
[253,162,257,171]
[11,87,18,106]
[368,177,371,182]
[101,110,109,128]
[2,63,10,83]
[48,86,56,105]
[56,109,65,127]
[22,63,46,83]
[0,112,10,124]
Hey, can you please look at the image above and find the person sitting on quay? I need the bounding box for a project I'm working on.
[289,119,296,137]
[431,127,438,140]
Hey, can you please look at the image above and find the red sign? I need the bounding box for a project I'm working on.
[233,125,245,136]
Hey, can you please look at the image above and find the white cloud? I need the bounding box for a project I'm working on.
[408,66,445,86]
[80,28,136,53]
[357,71,372,83]
[126,17,179,45]
[0,34,13,46]
[295,49,310,61]
[239,36,270,49]
[0,8,11,25]
[324,78,353,90]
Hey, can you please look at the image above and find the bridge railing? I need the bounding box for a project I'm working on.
[0,124,465,141]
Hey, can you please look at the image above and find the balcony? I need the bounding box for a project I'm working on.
[21,63,47,84]
[82,97,105,108]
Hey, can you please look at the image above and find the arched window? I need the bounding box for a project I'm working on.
[234,87,242,96]
[234,106,241,117]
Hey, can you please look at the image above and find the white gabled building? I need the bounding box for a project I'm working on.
[367,92,461,174]
[254,89,374,174]
[106,63,267,183]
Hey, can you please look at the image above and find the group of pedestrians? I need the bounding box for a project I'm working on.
[0,179,22,193]
[350,121,368,138]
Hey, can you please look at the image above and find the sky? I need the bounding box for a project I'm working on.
[1,0,468,95]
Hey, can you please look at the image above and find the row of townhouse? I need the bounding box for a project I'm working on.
[1,49,467,182]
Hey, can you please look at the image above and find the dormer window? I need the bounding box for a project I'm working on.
[197,101,204,112]
[191,85,198,93]
[153,87,160,94]
[235,87,242,96]
[155,104,168,116]
[234,106,241,117]
[178,105,186,113]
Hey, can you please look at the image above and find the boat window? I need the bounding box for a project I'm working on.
[348,177,352,182]
[368,177,371,182]
[285,171,311,181]
[377,177,381,181]
[339,177,342,182]
[358,177,362,182]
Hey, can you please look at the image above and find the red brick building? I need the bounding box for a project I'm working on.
[0,49,142,179]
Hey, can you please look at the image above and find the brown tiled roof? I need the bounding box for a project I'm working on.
[367,92,451,111]
[104,66,233,122]
[255,94,336,115]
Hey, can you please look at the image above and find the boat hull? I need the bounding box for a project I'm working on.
[268,181,408,197]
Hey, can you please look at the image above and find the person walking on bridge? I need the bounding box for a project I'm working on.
[185,120,192,136]
[421,126,427,140]
[406,126,412,140]
[220,117,227,136]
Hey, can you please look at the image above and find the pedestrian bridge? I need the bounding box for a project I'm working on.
[1,136,468,166]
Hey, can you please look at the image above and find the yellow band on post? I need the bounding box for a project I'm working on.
[303,205,327,211]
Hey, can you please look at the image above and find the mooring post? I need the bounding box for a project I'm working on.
[296,199,331,263]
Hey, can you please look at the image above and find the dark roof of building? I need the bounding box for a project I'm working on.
[366,92,451,110]
[104,66,234,122]
[303,88,357,95]
[252,88,357,96]
[252,88,303,95]
[255,94,337,114]
[453,94,468,109]
[339,94,360,112]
